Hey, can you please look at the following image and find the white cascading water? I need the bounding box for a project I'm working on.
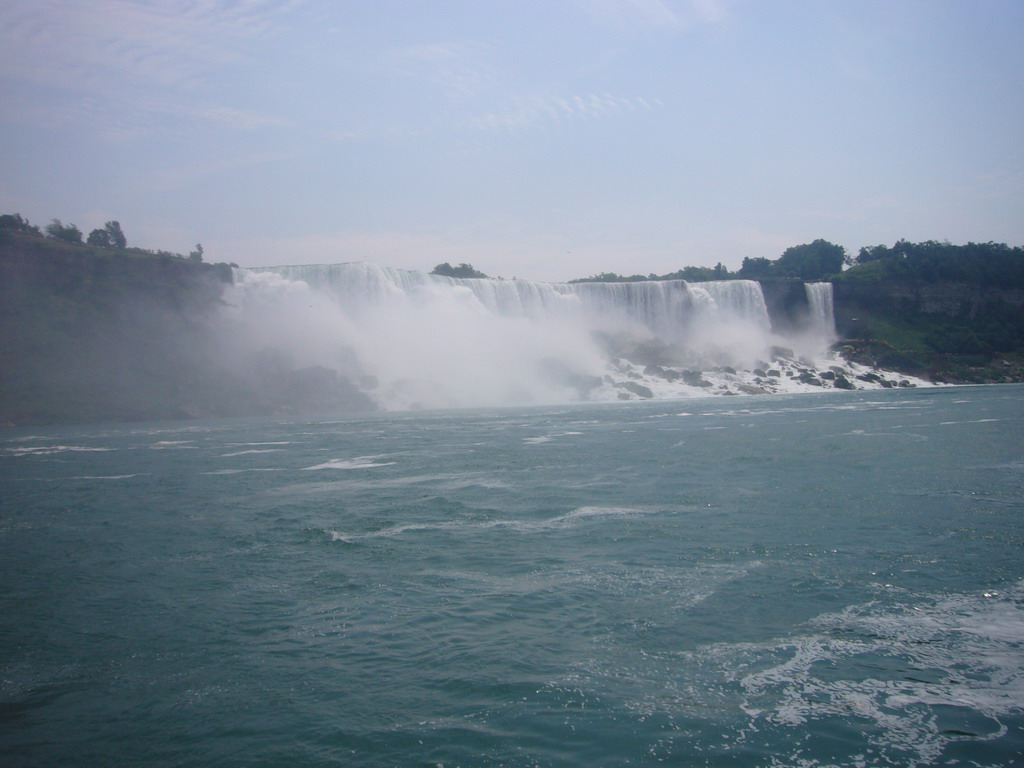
[805,282,838,346]
[217,263,835,410]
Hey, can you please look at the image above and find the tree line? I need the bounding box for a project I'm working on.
[847,239,1024,288]
[570,237,1024,287]
[0,212,205,263]
[570,239,848,283]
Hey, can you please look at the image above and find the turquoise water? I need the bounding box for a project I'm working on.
[2,386,1023,767]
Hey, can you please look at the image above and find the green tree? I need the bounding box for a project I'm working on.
[0,213,42,235]
[774,239,846,280]
[44,219,83,244]
[737,256,775,279]
[189,243,204,263]
[431,262,488,278]
[87,228,111,247]
[104,220,126,249]
[856,244,893,264]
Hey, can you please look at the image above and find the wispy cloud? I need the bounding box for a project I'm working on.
[572,0,729,30]
[382,41,496,99]
[470,93,663,132]
[0,0,305,93]
[0,1,305,139]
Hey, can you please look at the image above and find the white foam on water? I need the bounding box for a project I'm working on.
[940,419,1002,425]
[63,474,146,480]
[732,584,1024,764]
[219,449,287,457]
[551,506,647,525]
[326,505,655,542]
[4,445,114,456]
[203,468,288,475]
[225,441,294,446]
[304,456,397,470]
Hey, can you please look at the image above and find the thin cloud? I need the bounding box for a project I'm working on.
[0,0,303,140]
[0,0,306,93]
[383,41,496,99]
[575,0,684,29]
[469,93,662,132]
[572,0,729,30]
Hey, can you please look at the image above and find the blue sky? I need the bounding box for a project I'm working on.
[2,0,1022,281]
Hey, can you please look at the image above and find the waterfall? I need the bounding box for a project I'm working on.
[221,263,836,410]
[805,282,837,346]
[246,263,773,341]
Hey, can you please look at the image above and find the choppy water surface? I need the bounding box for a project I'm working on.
[2,386,1023,767]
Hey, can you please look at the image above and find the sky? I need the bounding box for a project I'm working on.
[1,0,1022,282]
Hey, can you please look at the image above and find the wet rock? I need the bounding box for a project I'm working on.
[682,370,713,387]
[644,364,681,382]
[737,383,770,395]
[617,381,654,399]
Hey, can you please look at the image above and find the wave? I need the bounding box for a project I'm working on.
[304,457,397,470]
[4,445,114,456]
[325,505,655,542]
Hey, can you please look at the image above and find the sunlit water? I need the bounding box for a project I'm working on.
[2,386,1023,767]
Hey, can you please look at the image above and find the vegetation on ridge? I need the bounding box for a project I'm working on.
[571,239,849,283]
[1,212,211,264]
[431,262,490,279]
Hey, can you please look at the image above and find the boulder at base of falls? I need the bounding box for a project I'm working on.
[617,381,654,399]
[737,383,770,395]
[644,364,681,382]
[682,370,714,387]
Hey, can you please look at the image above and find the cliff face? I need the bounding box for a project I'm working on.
[831,278,1024,383]
[835,280,1024,320]
[0,232,374,426]
[758,280,809,334]
[1,232,235,425]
